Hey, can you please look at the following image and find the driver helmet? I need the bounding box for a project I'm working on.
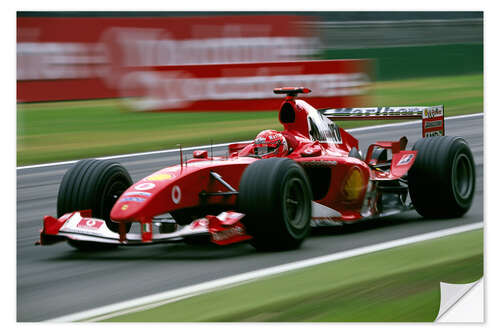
[253,130,288,158]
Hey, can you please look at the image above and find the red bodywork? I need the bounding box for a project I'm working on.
[39,87,443,247]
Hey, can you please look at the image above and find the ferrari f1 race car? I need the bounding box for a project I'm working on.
[38,87,475,251]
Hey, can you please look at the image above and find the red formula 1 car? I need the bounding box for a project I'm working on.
[38,87,475,251]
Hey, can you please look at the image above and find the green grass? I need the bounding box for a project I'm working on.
[321,43,483,81]
[17,73,483,166]
[102,229,483,322]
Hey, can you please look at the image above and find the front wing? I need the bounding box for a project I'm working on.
[38,201,414,248]
[37,211,252,247]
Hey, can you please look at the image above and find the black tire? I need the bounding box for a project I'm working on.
[408,136,475,218]
[170,209,199,226]
[238,158,312,251]
[57,159,133,238]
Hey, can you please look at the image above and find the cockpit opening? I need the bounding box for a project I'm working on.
[279,102,295,123]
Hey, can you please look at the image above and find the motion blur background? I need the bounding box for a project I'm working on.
[16,11,483,164]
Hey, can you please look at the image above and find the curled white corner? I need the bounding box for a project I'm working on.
[435,278,483,322]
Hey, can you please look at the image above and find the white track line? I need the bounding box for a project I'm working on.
[17,113,483,171]
[47,221,483,322]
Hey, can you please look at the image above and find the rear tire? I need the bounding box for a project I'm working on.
[408,136,475,218]
[57,159,133,248]
[238,158,312,251]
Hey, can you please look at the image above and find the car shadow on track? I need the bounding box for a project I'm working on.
[310,211,426,238]
[44,241,256,262]
[43,212,435,262]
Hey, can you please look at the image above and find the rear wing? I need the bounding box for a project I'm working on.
[319,105,445,138]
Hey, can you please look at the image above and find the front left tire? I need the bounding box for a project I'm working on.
[238,158,312,251]
[57,159,133,249]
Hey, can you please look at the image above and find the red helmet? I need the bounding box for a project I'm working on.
[253,130,288,158]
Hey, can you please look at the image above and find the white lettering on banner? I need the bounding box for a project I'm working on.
[17,42,108,80]
[17,26,320,82]
[131,37,317,65]
[120,72,371,110]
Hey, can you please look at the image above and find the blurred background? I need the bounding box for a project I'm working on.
[309,11,482,79]
[16,11,483,165]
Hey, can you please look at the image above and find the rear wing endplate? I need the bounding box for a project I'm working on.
[319,106,445,137]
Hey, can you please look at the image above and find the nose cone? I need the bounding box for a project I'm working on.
[110,198,145,222]
[109,158,253,223]
[110,171,179,222]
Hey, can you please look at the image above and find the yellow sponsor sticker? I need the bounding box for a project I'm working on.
[146,173,174,181]
[343,168,364,201]
[121,204,128,211]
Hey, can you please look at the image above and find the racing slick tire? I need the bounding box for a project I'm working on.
[238,158,312,251]
[57,159,133,249]
[408,136,475,218]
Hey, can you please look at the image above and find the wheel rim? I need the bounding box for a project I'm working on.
[452,153,474,201]
[283,177,308,230]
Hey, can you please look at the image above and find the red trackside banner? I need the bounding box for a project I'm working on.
[121,60,372,111]
[17,15,372,110]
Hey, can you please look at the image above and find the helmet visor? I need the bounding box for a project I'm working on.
[254,143,279,156]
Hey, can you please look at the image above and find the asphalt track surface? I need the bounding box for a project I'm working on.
[17,115,483,321]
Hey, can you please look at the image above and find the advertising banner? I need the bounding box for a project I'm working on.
[17,15,318,102]
[17,15,371,110]
[121,60,372,111]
